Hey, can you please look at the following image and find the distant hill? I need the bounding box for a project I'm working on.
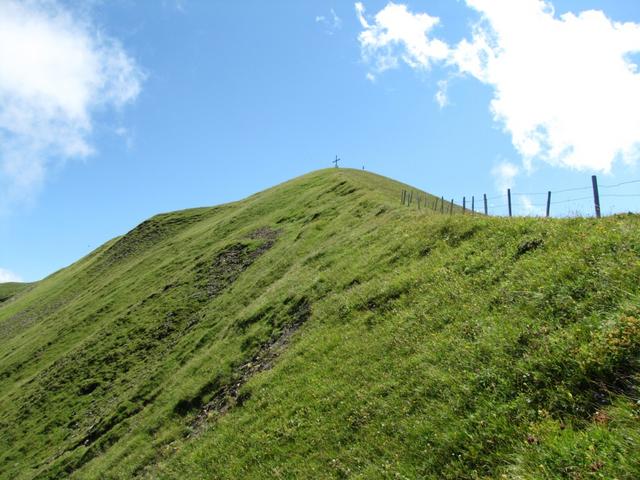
[1,169,639,479]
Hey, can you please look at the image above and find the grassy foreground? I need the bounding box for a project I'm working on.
[1,169,639,479]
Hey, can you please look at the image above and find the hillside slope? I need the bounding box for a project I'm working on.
[1,169,639,479]
[0,283,32,304]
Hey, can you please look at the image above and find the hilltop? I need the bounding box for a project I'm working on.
[0,169,639,479]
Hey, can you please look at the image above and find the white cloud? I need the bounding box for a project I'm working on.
[316,8,342,35]
[435,80,449,108]
[455,0,640,172]
[356,0,640,173]
[355,2,449,75]
[491,161,519,191]
[0,267,22,283]
[0,0,143,210]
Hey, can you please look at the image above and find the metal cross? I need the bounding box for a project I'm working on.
[333,155,340,168]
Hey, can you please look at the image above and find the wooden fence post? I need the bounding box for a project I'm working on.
[463,197,466,214]
[434,196,439,212]
[449,198,454,214]
[592,175,601,218]
[508,189,512,217]
[440,196,444,214]
[546,191,551,218]
[472,196,475,215]
[483,194,488,215]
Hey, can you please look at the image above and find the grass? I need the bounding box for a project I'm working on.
[0,282,31,304]
[0,168,639,479]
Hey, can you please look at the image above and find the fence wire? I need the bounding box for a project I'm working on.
[399,176,640,218]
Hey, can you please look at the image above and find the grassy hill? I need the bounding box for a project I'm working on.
[1,168,639,479]
[0,282,31,304]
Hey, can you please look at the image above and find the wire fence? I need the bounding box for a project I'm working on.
[399,176,640,218]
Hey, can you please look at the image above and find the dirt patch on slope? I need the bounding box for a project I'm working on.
[196,227,280,298]
[247,227,280,242]
[189,297,311,431]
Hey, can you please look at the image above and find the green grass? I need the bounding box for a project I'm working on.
[0,282,32,304]
[1,168,639,479]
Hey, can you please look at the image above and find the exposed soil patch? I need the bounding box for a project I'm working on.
[190,296,312,431]
[248,226,279,242]
[197,227,280,298]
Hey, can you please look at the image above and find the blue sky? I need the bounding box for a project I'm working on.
[1,0,640,282]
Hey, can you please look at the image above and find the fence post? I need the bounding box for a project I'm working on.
[592,175,601,218]
[472,196,475,215]
[507,188,512,217]
[409,190,413,206]
[433,196,438,212]
[441,196,444,214]
[450,198,454,214]
[463,197,466,214]
[401,190,405,205]
[483,194,488,215]
[546,191,551,218]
